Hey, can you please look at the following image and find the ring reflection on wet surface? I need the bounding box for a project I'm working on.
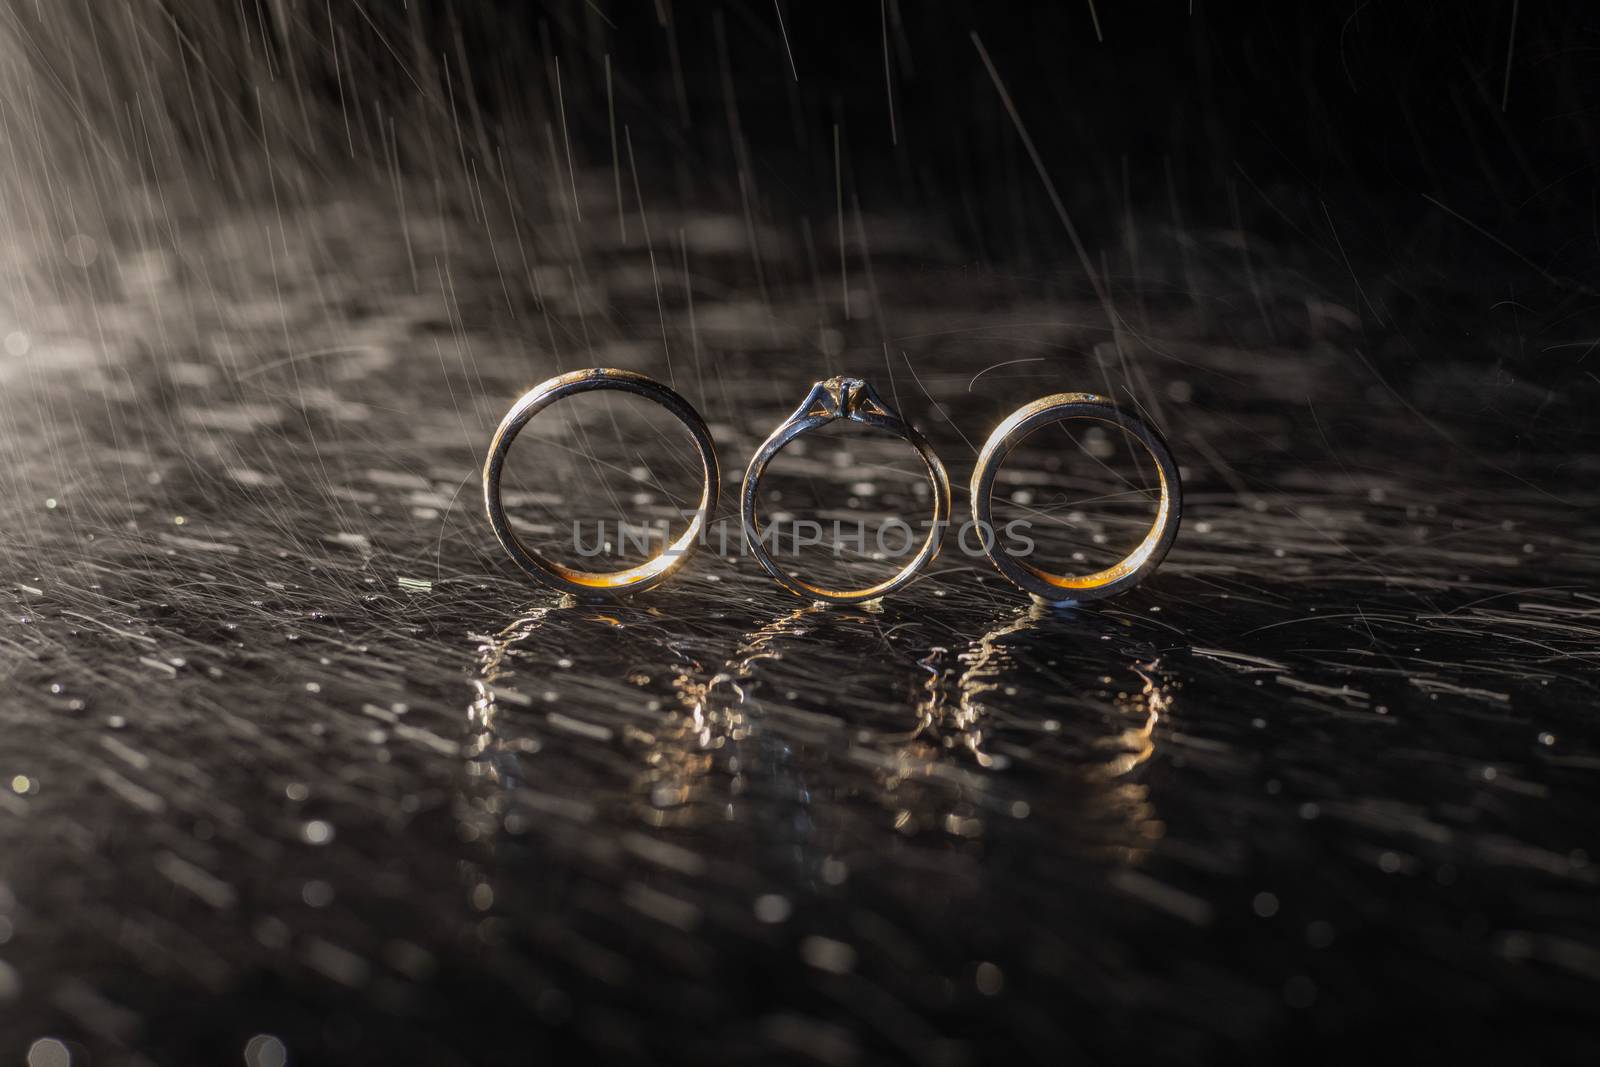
[459,586,1183,1059]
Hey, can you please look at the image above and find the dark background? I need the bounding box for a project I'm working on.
[1,2,1597,1065]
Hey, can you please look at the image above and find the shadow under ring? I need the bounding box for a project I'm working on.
[970,393,1181,605]
[483,368,719,596]
[741,376,952,604]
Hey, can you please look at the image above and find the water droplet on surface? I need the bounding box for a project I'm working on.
[244,1034,288,1067]
[799,936,856,974]
[754,894,791,923]
[26,1038,70,1067]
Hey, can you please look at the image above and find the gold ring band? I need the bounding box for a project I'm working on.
[483,368,718,596]
[970,393,1180,605]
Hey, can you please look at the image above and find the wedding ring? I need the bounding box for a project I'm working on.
[483,368,718,596]
[741,376,951,604]
[970,393,1180,605]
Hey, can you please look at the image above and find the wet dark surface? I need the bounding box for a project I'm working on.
[4,4,1600,1065]
[3,185,1598,1065]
